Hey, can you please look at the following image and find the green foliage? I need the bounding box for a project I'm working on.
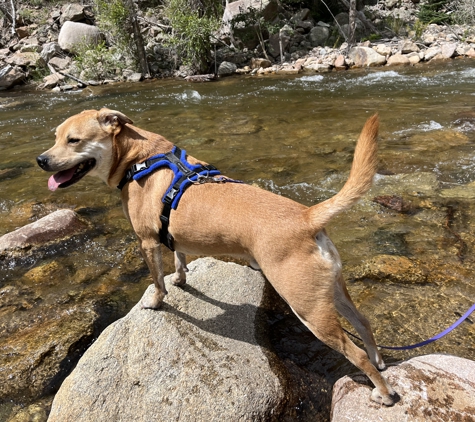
[73,41,126,80]
[412,19,428,39]
[385,16,405,35]
[94,0,131,48]
[163,0,221,73]
[362,33,381,42]
[418,0,452,24]
[451,0,475,25]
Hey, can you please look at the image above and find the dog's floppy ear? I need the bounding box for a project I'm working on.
[98,108,133,134]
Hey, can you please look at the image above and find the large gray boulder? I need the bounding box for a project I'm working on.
[349,47,387,67]
[58,21,103,53]
[331,354,475,421]
[47,258,286,422]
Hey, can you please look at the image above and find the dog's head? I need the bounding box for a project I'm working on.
[37,108,133,191]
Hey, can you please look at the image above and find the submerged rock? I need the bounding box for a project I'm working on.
[331,354,475,421]
[48,258,286,422]
[349,254,428,284]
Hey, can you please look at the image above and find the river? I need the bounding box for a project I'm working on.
[1,59,475,420]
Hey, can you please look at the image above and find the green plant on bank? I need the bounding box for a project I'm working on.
[29,64,50,82]
[412,18,428,39]
[385,15,406,35]
[362,33,381,42]
[451,0,475,25]
[74,40,126,80]
[94,0,131,50]
[418,0,452,23]
[163,0,221,73]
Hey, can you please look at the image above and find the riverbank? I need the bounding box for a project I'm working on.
[2,1,475,90]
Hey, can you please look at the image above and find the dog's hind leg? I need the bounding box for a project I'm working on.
[263,259,396,406]
[334,275,385,370]
[139,238,168,309]
[292,297,395,405]
[171,251,188,286]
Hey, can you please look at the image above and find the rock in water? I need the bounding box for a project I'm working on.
[48,258,286,422]
[331,354,475,421]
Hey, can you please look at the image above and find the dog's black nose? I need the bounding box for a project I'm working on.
[36,155,49,169]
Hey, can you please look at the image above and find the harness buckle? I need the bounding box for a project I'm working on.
[132,162,148,173]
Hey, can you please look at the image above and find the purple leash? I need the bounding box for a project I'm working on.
[344,303,475,350]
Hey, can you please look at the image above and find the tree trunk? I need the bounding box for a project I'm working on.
[123,0,150,77]
[10,0,16,36]
[348,0,356,45]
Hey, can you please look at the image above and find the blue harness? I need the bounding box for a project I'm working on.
[117,146,238,251]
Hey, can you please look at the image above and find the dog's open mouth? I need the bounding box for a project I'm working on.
[48,158,96,191]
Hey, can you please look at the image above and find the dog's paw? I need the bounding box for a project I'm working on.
[141,291,165,310]
[171,273,187,286]
[371,387,398,406]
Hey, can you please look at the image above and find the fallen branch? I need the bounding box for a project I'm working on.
[57,70,89,86]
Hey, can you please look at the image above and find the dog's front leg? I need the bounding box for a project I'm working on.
[171,251,188,286]
[139,239,168,309]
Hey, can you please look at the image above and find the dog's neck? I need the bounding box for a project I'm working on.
[107,124,175,188]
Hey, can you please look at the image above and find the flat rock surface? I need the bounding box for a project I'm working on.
[331,354,475,421]
[48,258,286,422]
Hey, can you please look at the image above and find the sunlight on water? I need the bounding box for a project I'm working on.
[1,61,475,418]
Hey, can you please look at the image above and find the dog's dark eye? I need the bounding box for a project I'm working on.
[68,138,81,144]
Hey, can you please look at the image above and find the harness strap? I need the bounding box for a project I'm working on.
[117,146,224,251]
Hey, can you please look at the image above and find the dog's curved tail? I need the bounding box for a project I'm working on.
[305,114,379,232]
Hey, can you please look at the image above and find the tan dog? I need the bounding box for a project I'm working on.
[37,108,396,406]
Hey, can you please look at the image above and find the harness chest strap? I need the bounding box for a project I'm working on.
[117,146,237,251]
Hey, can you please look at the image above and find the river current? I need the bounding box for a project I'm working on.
[1,59,475,419]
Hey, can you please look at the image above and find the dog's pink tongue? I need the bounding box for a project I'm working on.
[48,167,76,191]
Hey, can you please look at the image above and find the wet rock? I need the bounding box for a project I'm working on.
[0,167,23,181]
[58,22,103,53]
[440,180,475,199]
[334,54,347,70]
[6,398,52,422]
[0,209,89,255]
[350,254,428,284]
[386,52,410,66]
[349,47,386,67]
[123,70,142,82]
[441,42,457,58]
[48,258,286,422]
[400,39,420,53]
[373,195,414,213]
[218,61,237,76]
[406,52,421,64]
[184,74,217,82]
[372,172,439,198]
[251,57,272,69]
[39,73,65,90]
[424,46,442,61]
[331,355,475,421]
[0,305,99,402]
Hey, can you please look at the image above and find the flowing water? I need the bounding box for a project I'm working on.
[1,59,475,419]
